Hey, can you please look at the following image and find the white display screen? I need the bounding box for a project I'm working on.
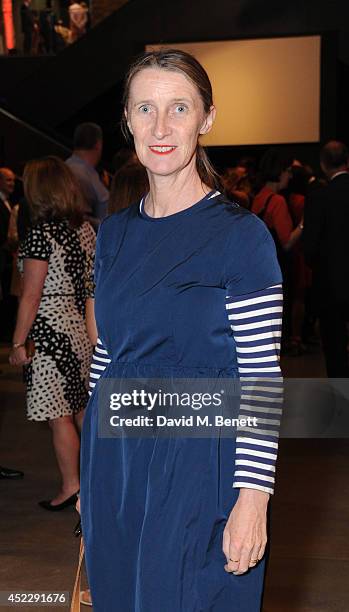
[147,36,321,146]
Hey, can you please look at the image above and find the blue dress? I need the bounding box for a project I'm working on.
[80,191,282,611]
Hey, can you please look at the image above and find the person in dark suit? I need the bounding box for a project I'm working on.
[0,168,24,480]
[0,167,15,307]
[303,140,349,377]
[20,0,34,55]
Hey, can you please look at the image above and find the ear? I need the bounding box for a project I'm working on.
[124,108,133,135]
[199,105,216,135]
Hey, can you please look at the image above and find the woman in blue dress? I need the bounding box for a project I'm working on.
[80,49,283,611]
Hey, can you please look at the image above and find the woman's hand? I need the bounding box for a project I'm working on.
[223,488,269,575]
[9,346,31,367]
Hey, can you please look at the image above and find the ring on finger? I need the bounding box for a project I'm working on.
[229,558,239,563]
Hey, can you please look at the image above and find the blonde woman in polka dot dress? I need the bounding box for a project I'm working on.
[9,156,95,510]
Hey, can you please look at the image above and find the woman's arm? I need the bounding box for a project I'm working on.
[283,222,303,251]
[271,196,302,251]
[85,297,98,346]
[88,338,111,395]
[227,284,283,494]
[9,259,48,366]
[223,283,283,575]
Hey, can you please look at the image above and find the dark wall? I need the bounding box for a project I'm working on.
[4,0,349,171]
[6,0,349,126]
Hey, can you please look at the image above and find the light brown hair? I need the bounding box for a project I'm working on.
[108,161,149,214]
[23,156,84,227]
[121,48,219,189]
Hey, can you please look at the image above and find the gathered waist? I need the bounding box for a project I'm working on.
[102,360,239,379]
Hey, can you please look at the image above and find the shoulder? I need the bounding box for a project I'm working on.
[19,222,55,260]
[328,173,349,194]
[80,220,96,238]
[25,221,54,239]
[96,202,139,253]
[270,193,287,207]
[99,202,138,232]
[79,221,96,249]
[218,197,282,291]
[215,194,273,244]
[65,156,77,170]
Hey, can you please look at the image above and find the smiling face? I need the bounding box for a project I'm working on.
[125,68,215,179]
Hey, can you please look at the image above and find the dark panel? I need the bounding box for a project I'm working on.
[4,0,349,129]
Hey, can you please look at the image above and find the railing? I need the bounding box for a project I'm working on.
[0,106,72,174]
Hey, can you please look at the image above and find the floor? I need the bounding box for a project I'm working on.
[0,343,348,611]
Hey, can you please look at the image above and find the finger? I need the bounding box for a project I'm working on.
[224,558,240,573]
[257,538,267,562]
[233,548,252,575]
[248,544,262,568]
[222,529,231,563]
[224,541,242,573]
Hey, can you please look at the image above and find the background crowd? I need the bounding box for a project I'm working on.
[1,127,348,486]
[1,124,348,610]
[19,0,90,56]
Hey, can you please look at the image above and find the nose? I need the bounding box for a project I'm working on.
[152,110,172,140]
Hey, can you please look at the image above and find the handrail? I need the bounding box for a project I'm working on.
[0,106,72,154]
[0,106,112,180]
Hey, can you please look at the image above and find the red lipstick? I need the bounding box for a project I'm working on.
[149,145,177,155]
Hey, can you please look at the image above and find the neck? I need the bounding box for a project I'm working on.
[74,150,96,167]
[265,181,280,193]
[145,158,211,218]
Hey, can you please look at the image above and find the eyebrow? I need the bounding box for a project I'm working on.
[132,98,193,107]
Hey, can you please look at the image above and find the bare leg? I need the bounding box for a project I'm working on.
[74,408,85,434]
[48,415,80,505]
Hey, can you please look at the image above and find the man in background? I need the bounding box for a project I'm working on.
[20,0,34,55]
[304,140,349,377]
[0,168,18,341]
[66,123,109,229]
[0,168,24,479]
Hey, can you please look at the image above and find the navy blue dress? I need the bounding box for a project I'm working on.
[80,191,282,611]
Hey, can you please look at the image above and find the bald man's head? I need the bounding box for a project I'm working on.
[320,141,348,178]
[0,168,15,197]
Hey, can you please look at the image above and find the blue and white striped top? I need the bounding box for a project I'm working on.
[88,282,283,495]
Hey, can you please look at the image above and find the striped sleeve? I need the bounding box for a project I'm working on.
[88,337,111,395]
[225,283,283,495]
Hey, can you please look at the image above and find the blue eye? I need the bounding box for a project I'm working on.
[139,105,150,113]
[176,105,187,113]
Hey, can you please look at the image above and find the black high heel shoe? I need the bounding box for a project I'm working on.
[38,492,79,512]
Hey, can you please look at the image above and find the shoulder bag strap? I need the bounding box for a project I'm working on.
[257,192,275,220]
[70,538,84,612]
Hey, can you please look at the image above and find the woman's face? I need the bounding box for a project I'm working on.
[125,68,215,178]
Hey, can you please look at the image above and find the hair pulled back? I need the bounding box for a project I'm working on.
[121,48,219,189]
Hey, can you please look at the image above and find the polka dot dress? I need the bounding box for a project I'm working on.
[18,220,95,421]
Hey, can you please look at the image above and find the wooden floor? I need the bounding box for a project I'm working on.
[0,344,348,611]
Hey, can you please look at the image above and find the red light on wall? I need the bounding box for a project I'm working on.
[2,0,15,51]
